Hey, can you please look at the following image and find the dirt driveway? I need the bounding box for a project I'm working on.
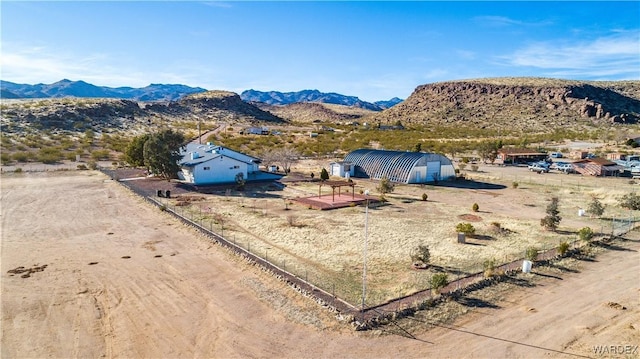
[1,171,638,358]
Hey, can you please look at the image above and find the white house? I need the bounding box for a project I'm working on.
[178,142,261,185]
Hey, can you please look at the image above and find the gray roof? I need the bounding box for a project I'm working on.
[343,149,453,183]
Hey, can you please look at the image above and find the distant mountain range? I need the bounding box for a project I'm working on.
[240,89,402,110]
[0,79,208,101]
[1,80,404,110]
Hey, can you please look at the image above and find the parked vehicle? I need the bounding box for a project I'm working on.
[550,161,568,169]
[549,152,563,158]
[528,163,550,173]
[555,163,575,173]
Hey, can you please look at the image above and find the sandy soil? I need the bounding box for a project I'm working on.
[2,171,638,358]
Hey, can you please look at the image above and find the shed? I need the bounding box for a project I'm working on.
[329,161,354,178]
[572,157,624,176]
[342,149,455,183]
[495,148,547,165]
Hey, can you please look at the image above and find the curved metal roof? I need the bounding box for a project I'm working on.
[343,149,453,183]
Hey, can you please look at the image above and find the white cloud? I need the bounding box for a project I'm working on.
[0,43,225,89]
[474,16,550,28]
[497,31,640,79]
[1,44,150,86]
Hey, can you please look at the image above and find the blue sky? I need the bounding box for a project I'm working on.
[2,1,639,102]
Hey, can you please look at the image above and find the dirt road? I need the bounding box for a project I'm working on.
[2,171,638,358]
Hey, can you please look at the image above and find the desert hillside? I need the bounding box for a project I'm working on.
[0,90,284,134]
[368,78,640,132]
[255,102,377,123]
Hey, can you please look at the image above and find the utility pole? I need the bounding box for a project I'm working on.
[362,190,370,321]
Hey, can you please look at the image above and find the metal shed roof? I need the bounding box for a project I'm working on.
[343,149,453,183]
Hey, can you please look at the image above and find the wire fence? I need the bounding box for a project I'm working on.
[99,167,639,328]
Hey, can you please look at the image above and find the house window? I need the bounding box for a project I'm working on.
[203,166,210,170]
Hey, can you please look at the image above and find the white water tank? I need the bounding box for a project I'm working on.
[522,260,532,273]
[578,209,585,216]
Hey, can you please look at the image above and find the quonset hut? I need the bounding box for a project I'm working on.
[341,149,455,184]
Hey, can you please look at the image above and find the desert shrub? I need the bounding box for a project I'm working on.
[512,181,519,189]
[470,164,479,172]
[87,160,98,170]
[77,164,88,170]
[0,152,12,165]
[472,203,479,212]
[557,241,570,256]
[458,163,467,171]
[14,167,22,173]
[430,273,448,292]
[377,176,395,194]
[578,226,594,243]
[525,247,539,262]
[37,147,63,164]
[488,222,503,234]
[12,152,31,162]
[90,149,111,161]
[483,258,497,277]
[286,215,298,227]
[455,222,476,236]
[619,192,640,210]
[410,245,430,265]
[422,193,428,201]
[586,197,605,217]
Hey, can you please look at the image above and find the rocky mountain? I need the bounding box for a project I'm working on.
[0,79,207,101]
[374,97,403,110]
[240,89,402,111]
[1,90,283,134]
[367,78,640,132]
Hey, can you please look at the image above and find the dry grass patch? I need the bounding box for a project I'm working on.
[165,175,630,306]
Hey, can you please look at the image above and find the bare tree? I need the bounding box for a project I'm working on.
[262,147,300,174]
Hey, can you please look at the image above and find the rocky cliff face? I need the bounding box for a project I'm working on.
[369,78,640,132]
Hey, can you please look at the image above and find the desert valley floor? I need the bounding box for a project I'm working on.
[1,170,638,358]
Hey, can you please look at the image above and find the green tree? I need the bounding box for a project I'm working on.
[413,143,422,152]
[124,134,150,167]
[320,167,329,181]
[478,140,502,164]
[586,197,605,218]
[541,197,562,231]
[143,129,185,179]
[377,176,395,194]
